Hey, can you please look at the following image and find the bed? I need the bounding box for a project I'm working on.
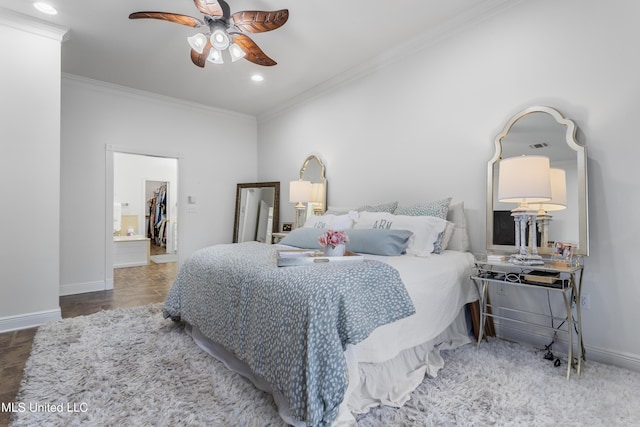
[163,201,478,426]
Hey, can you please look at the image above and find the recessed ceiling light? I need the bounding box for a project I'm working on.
[251,74,264,82]
[33,2,58,15]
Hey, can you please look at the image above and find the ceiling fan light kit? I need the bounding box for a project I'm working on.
[187,33,208,54]
[229,43,246,62]
[207,48,224,64]
[129,0,289,68]
[210,28,230,50]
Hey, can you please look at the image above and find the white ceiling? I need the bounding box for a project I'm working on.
[0,0,512,116]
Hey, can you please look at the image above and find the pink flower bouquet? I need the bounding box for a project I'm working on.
[317,229,349,249]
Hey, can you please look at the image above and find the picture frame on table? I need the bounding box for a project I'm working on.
[282,222,293,232]
[552,242,574,267]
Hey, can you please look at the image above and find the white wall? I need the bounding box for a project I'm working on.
[257,0,640,370]
[0,10,67,330]
[60,76,257,295]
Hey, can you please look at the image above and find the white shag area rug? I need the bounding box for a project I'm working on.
[11,304,640,427]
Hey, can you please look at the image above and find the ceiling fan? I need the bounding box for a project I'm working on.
[129,0,289,67]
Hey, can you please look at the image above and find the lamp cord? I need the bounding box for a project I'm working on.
[541,289,579,367]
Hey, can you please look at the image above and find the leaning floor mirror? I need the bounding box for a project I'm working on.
[487,106,589,256]
[233,182,280,243]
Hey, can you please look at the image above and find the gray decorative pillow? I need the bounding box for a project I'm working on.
[393,197,452,254]
[278,228,413,256]
[356,201,398,213]
[345,229,413,256]
[445,201,470,252]
[278,228,324,249]
[325,207,353,215]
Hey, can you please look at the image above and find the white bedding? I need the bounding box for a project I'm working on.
[356,250,478,363]
[187,248,479,426]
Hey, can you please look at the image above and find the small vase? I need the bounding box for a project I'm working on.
[324,243,346,257]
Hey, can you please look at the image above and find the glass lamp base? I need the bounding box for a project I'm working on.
[508,253,545,265]
[293,206,307,229]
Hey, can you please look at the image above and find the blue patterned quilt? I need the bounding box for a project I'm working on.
[163,242,415,426]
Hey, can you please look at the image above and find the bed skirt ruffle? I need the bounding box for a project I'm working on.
[186,306,471,426]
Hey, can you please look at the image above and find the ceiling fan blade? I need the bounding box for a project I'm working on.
[193,0,229,18]
[231,9,289,33]
[191,41,212,68]
[129,12,204,28]
[232,34,277,66]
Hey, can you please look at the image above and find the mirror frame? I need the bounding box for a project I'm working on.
[487,106,589,256]
[300,155,327,215]
[233,181,280,243]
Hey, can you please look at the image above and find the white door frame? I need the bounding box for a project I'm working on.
[105,144,182,290]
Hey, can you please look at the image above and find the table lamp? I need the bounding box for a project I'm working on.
[289,180,312,229]
[498,155,552,265]
[535,168,567,249]
[309,183,325,216]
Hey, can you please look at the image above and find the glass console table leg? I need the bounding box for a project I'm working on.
[562,291,573,380]
[477,280,489,349]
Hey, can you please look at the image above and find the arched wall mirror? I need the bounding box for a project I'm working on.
[487,106,589,256]
[233,182,280,243]
[300,155,327,216]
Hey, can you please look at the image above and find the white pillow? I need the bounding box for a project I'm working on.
[446,202,470,252]
[304,211,358,230]
[441,221,455,251]
[354,211,448,257]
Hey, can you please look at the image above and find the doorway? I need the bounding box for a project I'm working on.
[108,147,179,287]
[144,179,177,260]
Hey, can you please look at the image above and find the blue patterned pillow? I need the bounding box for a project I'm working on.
[393,197,452,219]
[357,201,398,213]
[393,197,452,254]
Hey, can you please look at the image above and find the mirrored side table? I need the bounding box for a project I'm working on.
[471,256,585,379]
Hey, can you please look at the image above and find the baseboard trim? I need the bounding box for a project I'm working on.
[59,280,106,296]
[0,308,61,333]
[495,322,640,372]
[114,262,148,268]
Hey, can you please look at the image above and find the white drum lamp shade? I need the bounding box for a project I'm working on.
[310,183,324,204]
[539,168,567,211]
[498,155,552,205]
[289,180,312,204]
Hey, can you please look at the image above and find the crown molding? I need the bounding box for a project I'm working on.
[258,0,523,123]
[0,7,68,42]
[62,73,256,122]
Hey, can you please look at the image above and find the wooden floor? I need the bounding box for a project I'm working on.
[0,244,177,427]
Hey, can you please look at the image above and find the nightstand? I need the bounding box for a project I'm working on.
[471,256,585,379]
[271,232,289,244]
